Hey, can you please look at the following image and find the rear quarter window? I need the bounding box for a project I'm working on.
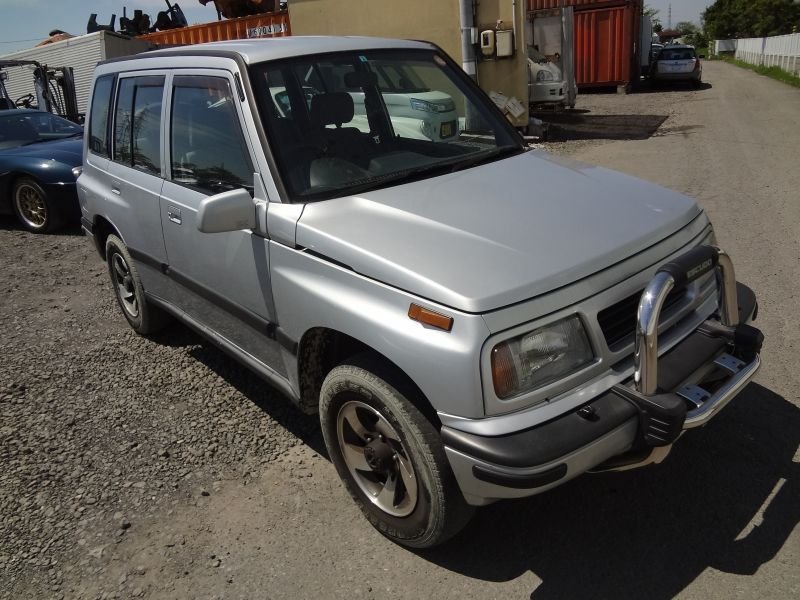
[88,75,114,156]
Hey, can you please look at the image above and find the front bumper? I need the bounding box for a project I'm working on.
[529,82,566,104]
[443,247,762,506]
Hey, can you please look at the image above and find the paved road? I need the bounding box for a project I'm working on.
[46,61,800,599]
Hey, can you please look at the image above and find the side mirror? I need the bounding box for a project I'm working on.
[196,188,255,233]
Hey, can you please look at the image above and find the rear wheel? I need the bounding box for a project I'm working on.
[105,234,171,335]
[12,177,60,233]
[320,357,473,548]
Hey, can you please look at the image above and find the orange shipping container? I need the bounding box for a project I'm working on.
[138,11,291,46]
[574,5,639,88]
[528,0,639,10]
[528,0,642,89]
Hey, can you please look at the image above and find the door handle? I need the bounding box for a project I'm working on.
[167,206,182,225]
[111,187,121,195]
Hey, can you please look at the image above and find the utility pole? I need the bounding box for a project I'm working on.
[668,3,672,30]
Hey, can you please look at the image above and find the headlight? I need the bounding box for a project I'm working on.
[491,315,594,399]
[536,70,555,82]
[410,98,454,113]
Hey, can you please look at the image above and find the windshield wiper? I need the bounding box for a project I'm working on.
[297,146,525,201]
[318,160,458,197]
[21,132,82,146]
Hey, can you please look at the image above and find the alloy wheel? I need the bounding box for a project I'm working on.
[336,400,418,517]
[111,253,139,318]
[14,183,47,229]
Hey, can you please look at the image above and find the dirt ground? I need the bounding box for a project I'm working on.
[1,61,798,599]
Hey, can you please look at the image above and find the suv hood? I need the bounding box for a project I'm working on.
[296,150,702,313]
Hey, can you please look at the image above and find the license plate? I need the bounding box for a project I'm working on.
[440,120,456,138]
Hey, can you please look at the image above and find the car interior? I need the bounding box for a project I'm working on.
[252,58,501,200]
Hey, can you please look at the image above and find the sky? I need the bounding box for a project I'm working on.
[647,1,713,29]
[0,0,221,55]
[0,0,713,56]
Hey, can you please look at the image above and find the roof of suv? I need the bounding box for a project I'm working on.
[138,36,435,65]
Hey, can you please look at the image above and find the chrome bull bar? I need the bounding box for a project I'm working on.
[633,245,761,431]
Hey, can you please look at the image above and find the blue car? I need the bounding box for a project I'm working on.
[0,109,83,233]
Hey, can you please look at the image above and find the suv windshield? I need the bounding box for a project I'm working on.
[250,48,523,201]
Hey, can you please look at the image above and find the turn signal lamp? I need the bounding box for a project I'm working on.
[408,303,453,332]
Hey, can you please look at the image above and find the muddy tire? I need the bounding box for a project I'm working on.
[320,356,473,548]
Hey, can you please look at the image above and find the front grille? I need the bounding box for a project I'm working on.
[598,287,686,350]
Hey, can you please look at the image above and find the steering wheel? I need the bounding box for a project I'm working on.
[15,93,35,108]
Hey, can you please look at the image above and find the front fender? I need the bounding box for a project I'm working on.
[1,156,76,185]
[269,241,491,419]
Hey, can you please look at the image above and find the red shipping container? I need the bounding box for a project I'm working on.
[575,6,638,87]
[529,0,642,89]
[528,0,638,11]
[138,11,291,46]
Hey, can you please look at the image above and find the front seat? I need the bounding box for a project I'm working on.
[308,92,372,168]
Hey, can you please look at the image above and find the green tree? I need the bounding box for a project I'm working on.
[703,0,800,39]
[644,4,663,33]
[675,21,708,48]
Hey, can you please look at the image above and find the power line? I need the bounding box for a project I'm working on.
[0,37,44,44]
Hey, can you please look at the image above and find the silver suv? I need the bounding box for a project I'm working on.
[77,37,764,548]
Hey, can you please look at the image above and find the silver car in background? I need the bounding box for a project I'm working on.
[527,45,568,107]
[77,37,762,548]
[651,45,703,87]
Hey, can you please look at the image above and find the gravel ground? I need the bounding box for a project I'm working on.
[1,61,797,599]
[0,224,320,599]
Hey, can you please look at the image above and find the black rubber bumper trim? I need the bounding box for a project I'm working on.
[125,245,297,353]
[441,392,638,470]
[472,463,568,490]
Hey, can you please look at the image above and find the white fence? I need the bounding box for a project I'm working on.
[735,33,800,75]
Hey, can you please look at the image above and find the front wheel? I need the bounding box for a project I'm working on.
[320,357,473,548]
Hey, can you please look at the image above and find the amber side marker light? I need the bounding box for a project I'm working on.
[408,303,454,332]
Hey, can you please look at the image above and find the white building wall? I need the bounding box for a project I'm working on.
[0,32,156,114]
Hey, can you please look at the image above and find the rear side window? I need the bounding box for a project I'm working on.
[88,75,114,156]
[113,75,165,176]
[169,75,253,195]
